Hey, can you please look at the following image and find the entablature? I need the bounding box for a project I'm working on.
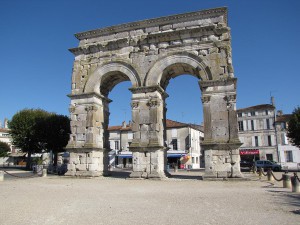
[69,24,230,57]
[74,7,227,41]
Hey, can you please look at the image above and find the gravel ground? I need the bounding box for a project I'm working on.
[0,169,299,225]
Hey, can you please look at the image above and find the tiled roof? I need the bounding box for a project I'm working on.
[165,119,188,128]
[276,114,292,123]
[107,119,203,131]
[0,128,10,133]
[107,125,131,131]
[237,104,275,112]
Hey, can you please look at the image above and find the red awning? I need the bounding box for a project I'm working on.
[239,149,259,155]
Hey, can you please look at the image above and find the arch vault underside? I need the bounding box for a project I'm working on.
[65,7,243,179]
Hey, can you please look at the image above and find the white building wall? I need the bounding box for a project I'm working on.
[237,105,278,161]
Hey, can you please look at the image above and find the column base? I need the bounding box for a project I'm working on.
[128,171,168,180]
[64,170,110,177]
[202,171,244,180]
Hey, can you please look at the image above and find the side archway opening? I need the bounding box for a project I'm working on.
[150,59,206,170]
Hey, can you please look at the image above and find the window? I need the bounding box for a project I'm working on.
[192,157,195,164]
[238,121,244,131]
[238,113,242,117]
[281,122,286,130]
[265,110,269,115]
[171,129,177,138]
[128,132,133,140]
[281,133,286,145]
[266,119,270,129]
[267,135,272,146]
[284,151,293,162]
[172,139,178,150]
[255,136,259,147]
[250,111,255,116]
[115,141,119,150]
[266,154,273,161]
[251,120,254,130]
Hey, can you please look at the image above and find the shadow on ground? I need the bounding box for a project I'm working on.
[107,168,204,180]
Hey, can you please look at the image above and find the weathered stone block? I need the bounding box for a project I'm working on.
[76,164,88,171]
[145,26,159,33]
[160,24,172,31]
[88,163,100,171]
[67,163,76,171]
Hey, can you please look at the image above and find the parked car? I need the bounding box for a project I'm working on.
[240,160,254,168]
[255,160,281,172]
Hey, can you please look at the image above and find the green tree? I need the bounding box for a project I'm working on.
[0,141,10,157]
[287,107,300,148]
[37,114,70,166]
[8,109,51,169]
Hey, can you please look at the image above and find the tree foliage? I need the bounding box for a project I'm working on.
[8,108,70,168]
[36,114,70,165]
[8,109,51,169]
[0,141,10,157]
[9,109,51,153]
[287,107,300,148]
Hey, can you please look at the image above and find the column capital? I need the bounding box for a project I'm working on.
[129,85,169,98]
[199,78,237,93]
[67,92,112,103]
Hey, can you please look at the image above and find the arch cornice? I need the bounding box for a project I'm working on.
[144,52,212,87]
[84,61,141,94]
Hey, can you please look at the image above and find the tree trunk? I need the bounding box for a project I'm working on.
[53,151,58,167]
[26,151,32,170]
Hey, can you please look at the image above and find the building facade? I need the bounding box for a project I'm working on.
[0,118,15,152]
[108,120,204,169]
[237,104,278,162]
[275,112,300,170]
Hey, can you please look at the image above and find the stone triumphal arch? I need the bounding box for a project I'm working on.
[65,7,243,179]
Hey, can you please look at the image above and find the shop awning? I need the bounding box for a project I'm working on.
[240,149,259,155]
[167,154,186,158]
[9,152,27,157]
[117,154,132,158]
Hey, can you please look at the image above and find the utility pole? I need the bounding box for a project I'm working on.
[271,96,280,163]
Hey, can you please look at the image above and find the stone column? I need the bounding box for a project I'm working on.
[129,86,168,179]
[65,92,110,177]
[199,78,243,179]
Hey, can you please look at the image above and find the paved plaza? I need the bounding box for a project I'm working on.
[0,169,299,225]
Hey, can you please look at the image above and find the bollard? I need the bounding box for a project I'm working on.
[282,174,291,188]
[267,170,274,181]
[174,165,178,173]
[252,166,256,174]
[0,171,4,182]
[259,168,262,178]
[42,169,47,177]
[291,174,299,193]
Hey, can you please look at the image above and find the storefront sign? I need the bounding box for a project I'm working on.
[239,149,259,155]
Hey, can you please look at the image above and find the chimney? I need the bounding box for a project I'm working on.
[271,96,275,107]
[277,110,283,117]
[4,118,8,128]
[122,121,127,128]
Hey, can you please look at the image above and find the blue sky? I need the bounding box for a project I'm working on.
[0,0,299,126]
